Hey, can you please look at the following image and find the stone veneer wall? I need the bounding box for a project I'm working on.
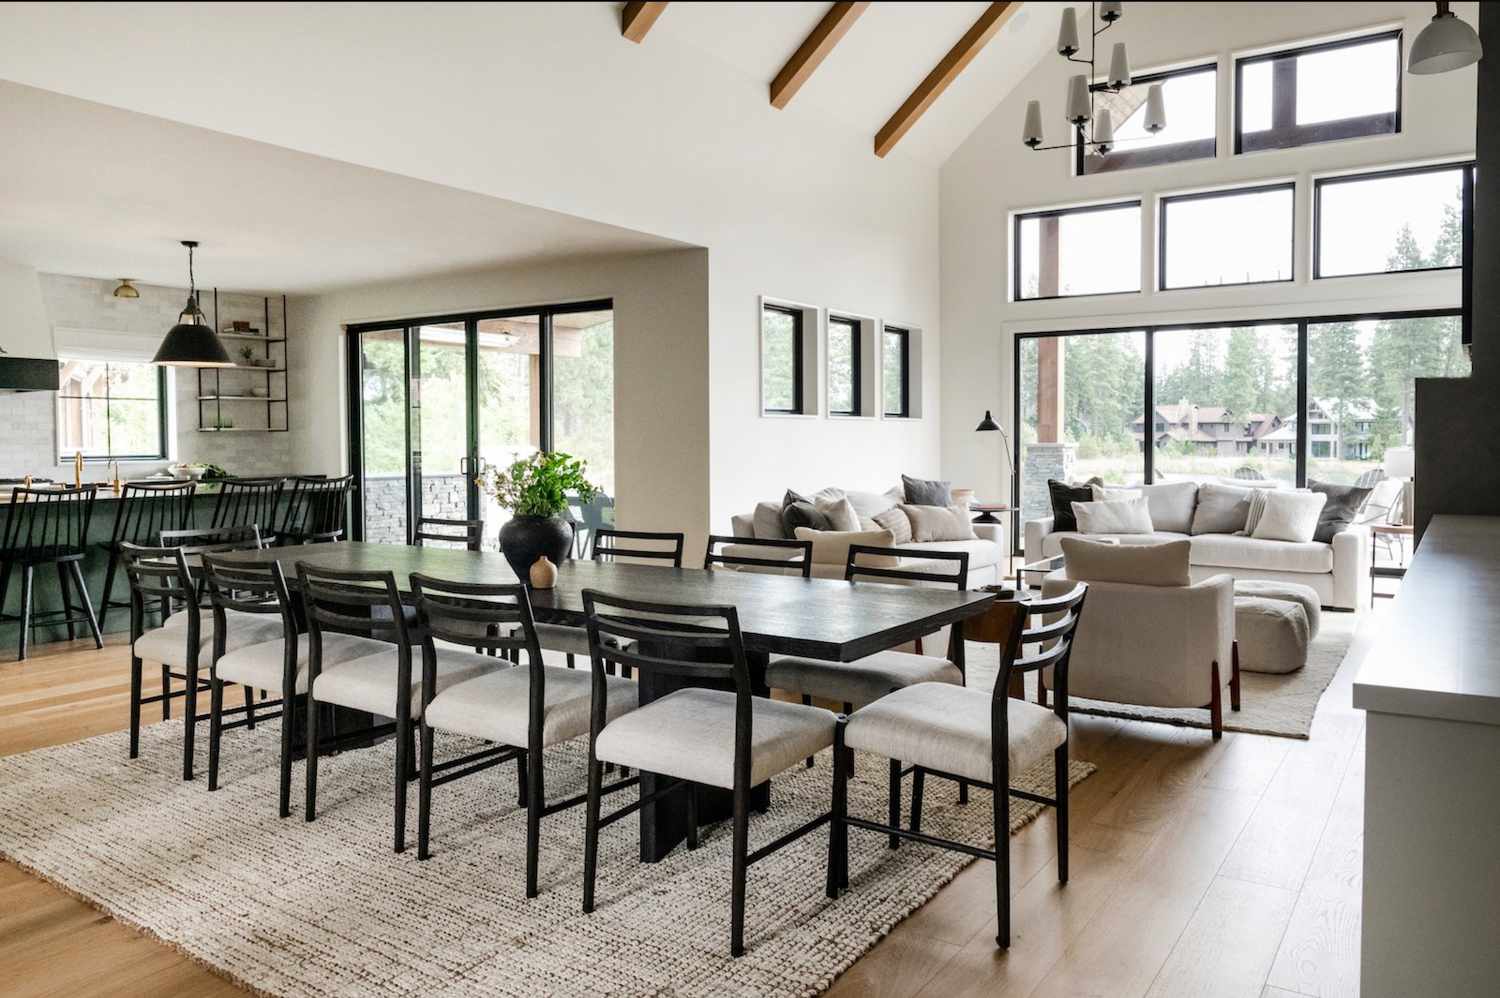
[362,473,467,544]
[1020,442,1075,526]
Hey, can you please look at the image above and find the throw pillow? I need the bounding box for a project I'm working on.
[1071,497,1155,535]
[1140,480,1199,534]
[793,527,898,568]
[1091,484,1142,502]
[1251,490,1327,543]
[902,474,952,506]
[1060,536,1192,587]
[844,488,899,522]
[1190,483,1255,535]
[751,501,787,540]
[1047,479,1098,532]
[780,489,832,536]
[872,506,913,545]
[1242,489,1271,537]
[899,504,977,542]
[1309,480,1374,543]
[816,496,862,532]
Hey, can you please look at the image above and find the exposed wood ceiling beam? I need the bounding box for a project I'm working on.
[621,2,668,44]
[770,2,870,109]
[874,1,1019,158]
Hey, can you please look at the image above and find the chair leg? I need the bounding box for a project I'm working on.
[161,665,172,720]
[182,657,199,781]
[910,766,925,834]
[827,727,848,899]
[278,689,294,819]
[686,783,700,851]
[68,561,102,650]
[1230,641,1242,712]
[1055,743,1070,883]
[959,779,970,805]
[244,683,256,730]
[566,652,575,670]
[516,752,528,809]
[417,721,434,860]
[128,654,143,759]
[305,696,320,822]
[582,752,603,914]
[995,761,1012,948]
[803,694,815,768]
[887,759,901,850]
[17,564,33,661]
[393,715,410,853]
[1209,660,1224,740]
[56,563,76,642]
[525,746,544,898]
[730,780,750,958]
[97,549,120,634]
[208,676,224,791]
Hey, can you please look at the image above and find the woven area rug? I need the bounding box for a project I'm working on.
[965,609,1359,740]
[0,719,1093,998]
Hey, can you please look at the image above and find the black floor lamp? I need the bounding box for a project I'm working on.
[975,410,1017,542]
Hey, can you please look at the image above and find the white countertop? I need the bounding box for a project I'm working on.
[1353,514,1500,726]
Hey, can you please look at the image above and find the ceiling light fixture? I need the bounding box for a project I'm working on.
[1021,2,1164,158]
[152,240,233,367]
[111,278,140,299]
[1408,1,1482,75]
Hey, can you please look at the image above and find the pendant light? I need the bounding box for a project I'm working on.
[153,240,232,367]
[1408,1,1482,75]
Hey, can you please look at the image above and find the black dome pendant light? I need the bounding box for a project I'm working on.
[152,240,233,367]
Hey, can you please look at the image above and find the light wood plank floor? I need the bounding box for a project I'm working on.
[0,614,1374,998]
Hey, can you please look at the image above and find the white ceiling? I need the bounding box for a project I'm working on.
[651,2,1052,164]
[0,83,690,294]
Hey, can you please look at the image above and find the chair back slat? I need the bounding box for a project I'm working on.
[109,481,197,548]
[844,544,969,590]
[413,517,483,551]
[591,528,685,566]
[996,583,1089,713]
[209,477,284,536]
[2,486,97,559]
[119,542,197,637]
[297,562,408,642]
[200,553,296,659]
[281,475,353,543]
[703,534,812,578]
[159,523,265,555]
[409,573,537,657]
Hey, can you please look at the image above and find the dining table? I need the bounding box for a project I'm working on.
[220,541,998,861]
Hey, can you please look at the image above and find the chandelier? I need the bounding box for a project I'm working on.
[1021,2,1165,158]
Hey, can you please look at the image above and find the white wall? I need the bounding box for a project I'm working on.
[289,248,714,556]
[940,2,1478,499]
[0,2,945,529]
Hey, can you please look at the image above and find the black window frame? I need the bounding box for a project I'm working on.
[1313,160,1475,280]
[1234,29,1403,155]
[1076,62,1219,177]
[1158,181,1297,291]
[55,359,170,462]
[760,302,805,415]
[882,325,911,419]
[1013,199,1144,302]
[1011,306,1463,556]
[826,314,863,417]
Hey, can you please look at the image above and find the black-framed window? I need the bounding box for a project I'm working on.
[827,315,861,416]
[760,303,804,414]
[1011,307,1467,554]
[1159,183,1295,290]
[1315,161,1473,279]
[883,325,910,418]
[56,359,168,461]
[1014,200,1142,300]
[1079,63,1217,176]
[1235,30,1402,154]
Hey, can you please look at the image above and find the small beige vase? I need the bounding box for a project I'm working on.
[529,555,558,589]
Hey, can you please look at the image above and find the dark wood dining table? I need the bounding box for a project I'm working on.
[220,541,997,860]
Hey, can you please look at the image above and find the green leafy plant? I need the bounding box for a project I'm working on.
[476,451,600,518]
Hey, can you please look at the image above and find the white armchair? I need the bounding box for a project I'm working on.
[1041,570,1237,738]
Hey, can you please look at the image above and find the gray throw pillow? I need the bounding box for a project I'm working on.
[1190,483,1255,535]
[780,489,832,536]
[902,474,952,506]
[872,507,913,545]
[1309,480,1374,543]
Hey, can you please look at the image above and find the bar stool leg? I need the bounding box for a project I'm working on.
[97,549,120,633]
[67,561,102,649]
[17,564,33,661]
[56,563,76,642]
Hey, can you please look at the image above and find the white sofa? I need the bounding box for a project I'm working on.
[1025,484,1368,610]
[729,487,1004,587]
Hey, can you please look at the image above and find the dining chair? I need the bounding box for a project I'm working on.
[0,485,103,661]
[122,526,274,781]
[96,481,197,632]
[766,545,970,784]
[828,583,1089,949]
[280,474,353,545]
[209,477,285,536]
[298,562,500,852]
[413,516,484,551]
[580,589,838,957]
[702,535,813,578]
[411,574,639,897]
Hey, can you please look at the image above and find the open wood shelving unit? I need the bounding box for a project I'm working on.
[198,291,290,433]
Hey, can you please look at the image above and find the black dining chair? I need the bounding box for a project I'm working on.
[0,486,103,660]
[413,516,484,551]
[96,481,197,632]
[829,583,1089,949]
[280,474,353,545]
[210,477,285,537]
[702,535,813,578]
[580,589,838,957]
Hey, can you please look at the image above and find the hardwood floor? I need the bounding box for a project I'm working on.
[0,613,1375,998]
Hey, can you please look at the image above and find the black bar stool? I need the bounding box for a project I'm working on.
[96,481,197,632]
[209,477,285,538]
[0,486,103,660]
[279,475,353,545]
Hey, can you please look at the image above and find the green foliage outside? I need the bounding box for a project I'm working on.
[762,309,798,411]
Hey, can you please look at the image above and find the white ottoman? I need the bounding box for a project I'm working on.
[1233,580,1321,639]
[1234,595,1310,675]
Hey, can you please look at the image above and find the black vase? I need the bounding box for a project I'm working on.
[498,514,574,583]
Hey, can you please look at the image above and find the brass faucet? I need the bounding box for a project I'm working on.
[108,459,123,493]
[74,451,83,489]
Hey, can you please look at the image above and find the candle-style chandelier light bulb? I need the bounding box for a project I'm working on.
[1143,82,1167,133]
[1057,7,1080,57]
[1093,109,1115,154]
[1108,42,1132,89]
[1065,75,1092,126]
[1022,100,1044,148]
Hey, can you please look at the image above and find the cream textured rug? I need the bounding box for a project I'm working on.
[0,720,1093,998]
[966,609,1359,740]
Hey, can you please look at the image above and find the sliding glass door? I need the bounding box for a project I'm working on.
[347,301,614,547]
